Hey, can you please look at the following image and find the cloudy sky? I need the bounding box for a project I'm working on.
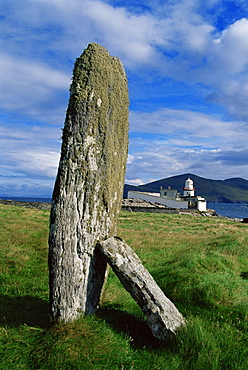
[1,0,248,197]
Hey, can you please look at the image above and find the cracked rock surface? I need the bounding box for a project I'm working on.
[48,43,129,322]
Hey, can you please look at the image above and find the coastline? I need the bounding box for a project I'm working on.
[0,198,51,210]
[1,198,244,222]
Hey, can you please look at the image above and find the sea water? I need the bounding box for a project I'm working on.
[207,203,248,219]
[0,196,51,203]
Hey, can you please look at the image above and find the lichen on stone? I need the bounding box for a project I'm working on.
[49,43,129,321]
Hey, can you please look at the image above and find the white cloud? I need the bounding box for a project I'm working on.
[127,106,248,182]
[126,141,248,183]
[0,53,70,122]
[125,178,145,186]
[12,149,60,178]
[0,123,61,181]
[129,108,248,149]
[2,0,248,122]
[213,18,248,73]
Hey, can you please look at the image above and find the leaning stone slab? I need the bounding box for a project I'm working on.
[48,43,129,322]
[97,237,185,340]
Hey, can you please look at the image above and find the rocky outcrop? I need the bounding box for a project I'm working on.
[48,43,129,322]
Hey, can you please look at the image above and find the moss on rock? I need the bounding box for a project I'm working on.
[49,43,129,322]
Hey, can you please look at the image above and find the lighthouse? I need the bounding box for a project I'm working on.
[183,178,195,197]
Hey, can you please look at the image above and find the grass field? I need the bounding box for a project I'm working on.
[0,204,247,369]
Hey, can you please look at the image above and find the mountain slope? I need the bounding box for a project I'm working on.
[124,173,248,203]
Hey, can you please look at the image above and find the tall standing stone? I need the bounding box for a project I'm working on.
[49,43,129,322]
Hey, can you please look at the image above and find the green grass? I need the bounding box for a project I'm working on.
[0,204,247,369]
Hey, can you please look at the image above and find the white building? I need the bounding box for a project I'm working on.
[128,177,207,212]
[196,197,207,212]
[159,186,180,200]
[182,178,206,211]
[127,190,189,209]
[183,178,195,197]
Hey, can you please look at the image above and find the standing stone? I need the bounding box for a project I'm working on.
[48,43,129,322]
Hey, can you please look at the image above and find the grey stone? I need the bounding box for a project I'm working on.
[97,237,186,340]
[48,43,129,322]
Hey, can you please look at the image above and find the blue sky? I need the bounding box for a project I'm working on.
[1,0,248,196]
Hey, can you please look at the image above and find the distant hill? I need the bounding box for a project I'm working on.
[124,173,248,203]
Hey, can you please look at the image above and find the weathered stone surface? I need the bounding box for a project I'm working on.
[48,43,129,322]
[97,237,185,340]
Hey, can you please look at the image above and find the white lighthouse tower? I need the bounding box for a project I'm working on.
[183,178,195,197]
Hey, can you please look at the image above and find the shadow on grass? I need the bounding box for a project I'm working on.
[97,306,167,349]
[240,271,248,279]
[0,294,50,328]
